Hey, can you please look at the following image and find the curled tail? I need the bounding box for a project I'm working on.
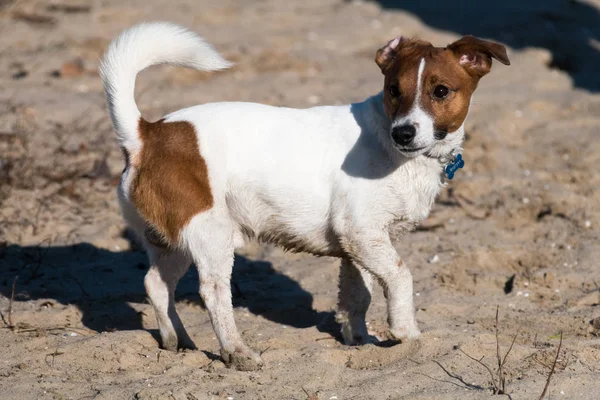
[99,22,232,153]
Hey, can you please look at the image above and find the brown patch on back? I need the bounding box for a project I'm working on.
[130,118,213,244]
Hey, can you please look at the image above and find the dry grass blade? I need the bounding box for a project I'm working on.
[458,348,497,391]
[414,371,473,389]
[11,10,56,25]
[538,332,563,400]
[15,326,94,335]
[46,2,90,14]
[456,306,519,396]
[7,276,18,329]
[495,306,506,394]
[502,330,519,368]
[45,346,64,368]
[433,360,486,390]
[302,387,319,400]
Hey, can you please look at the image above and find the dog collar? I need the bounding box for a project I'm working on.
[425,150,464,180]
[444,153,464,180]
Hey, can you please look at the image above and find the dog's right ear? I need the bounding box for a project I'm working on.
[447,35,510,77]
[375,36,404,73]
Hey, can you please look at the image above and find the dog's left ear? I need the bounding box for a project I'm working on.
[375,36,404,73]
[448,36,510,77]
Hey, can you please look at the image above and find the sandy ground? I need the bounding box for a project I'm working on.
[1,0,600,399]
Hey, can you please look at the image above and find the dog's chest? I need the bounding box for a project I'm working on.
[385,159,445,232]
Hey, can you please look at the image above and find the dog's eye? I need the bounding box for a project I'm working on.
[388,84,400,98]
[433,85,449,99]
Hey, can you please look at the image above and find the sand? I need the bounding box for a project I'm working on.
[1,0,599,399]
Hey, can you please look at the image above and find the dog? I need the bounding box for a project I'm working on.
[100,22,509,371]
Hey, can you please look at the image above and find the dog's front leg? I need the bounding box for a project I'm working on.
[345,232,420,340]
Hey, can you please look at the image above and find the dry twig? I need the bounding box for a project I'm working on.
[457,306,519,396]
[45,346,64,368]
[538,332,563,400]
[433,360,486,390]
[7,276,17,329]
[302,387,319,400]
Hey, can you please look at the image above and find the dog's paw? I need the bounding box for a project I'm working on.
[388,325,421,341]
[339,315,378,346]
[160,333,179,352]
[342,330,380,346]
[221,347,264,371]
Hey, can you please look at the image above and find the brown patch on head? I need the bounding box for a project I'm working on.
[129,118,213,244]
[376,37,435,119]
[420,50,479,133]
[376,35,509,133]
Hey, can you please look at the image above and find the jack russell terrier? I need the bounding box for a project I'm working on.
[100,22,509,371]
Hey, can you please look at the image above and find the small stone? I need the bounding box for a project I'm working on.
[428,254,439,264]
[307,95,320,104]
[12,70,28,79]
[54,58,85,78]
[592,317,600,330]
[467,319,475,324]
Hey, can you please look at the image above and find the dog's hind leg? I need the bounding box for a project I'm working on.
[183,213,263,371]
[144,248,195,351]
[336,258,376,345]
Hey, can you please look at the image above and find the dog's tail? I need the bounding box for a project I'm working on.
[100,22,232,153]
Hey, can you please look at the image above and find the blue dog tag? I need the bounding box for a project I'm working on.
[445,154,464,180]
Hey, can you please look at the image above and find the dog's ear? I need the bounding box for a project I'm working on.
[375,36,404,73]
[448,35,510,77]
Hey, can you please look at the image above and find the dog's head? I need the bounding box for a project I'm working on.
[375,35,510,157]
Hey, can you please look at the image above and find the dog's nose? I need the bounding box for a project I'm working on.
[391,124,417,146]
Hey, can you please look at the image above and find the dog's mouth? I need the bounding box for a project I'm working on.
[395,145,427,156]
[399,146,426,153]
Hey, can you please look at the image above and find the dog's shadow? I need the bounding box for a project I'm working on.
[0,240,339,343]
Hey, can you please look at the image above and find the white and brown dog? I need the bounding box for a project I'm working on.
[100,22,509,370]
